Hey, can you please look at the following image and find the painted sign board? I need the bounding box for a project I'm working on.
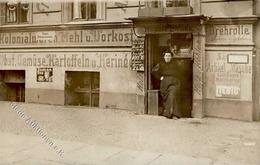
[206,24,253,45]
[0,51,138,97]
[0,52,131,70]
[0,28,133,47]
[205,51,252,101]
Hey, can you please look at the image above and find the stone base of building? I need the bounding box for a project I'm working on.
[26,88,64,105]
[100,92,145,114]
[22,88,255,121]
[205,99,253,121]
[25,89,145,113]
[192,99,204,118]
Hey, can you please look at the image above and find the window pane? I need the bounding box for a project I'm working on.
[166,0,188,7]
[152,1,159,8]
[82,93,90,106]
[83,73,91,90]
[81,3,87,19]
[6,2,17,23]
[73,1,82,19]
[92,72,100,90]
[89,2,96,19]
[5,2,30,24]
[73,1,99,20]
[73,93,90,106]
[91,93,99,107]
[20,3,29,23]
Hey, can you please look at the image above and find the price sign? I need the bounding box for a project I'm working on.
[131,37,145,71]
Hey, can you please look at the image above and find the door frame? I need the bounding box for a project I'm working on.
[130,16,207,117]
[144,33,195,117]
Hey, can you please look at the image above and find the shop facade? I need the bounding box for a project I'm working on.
[0,25,146,112]
[130,0,259,121]
[205,20,257,121]
[0,0,260,121]
[202,0,259,121]
[130,16,206,118]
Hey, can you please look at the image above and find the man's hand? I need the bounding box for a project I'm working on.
[160,76,164,81]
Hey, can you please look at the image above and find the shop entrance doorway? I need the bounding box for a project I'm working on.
[0,70,25,102]
[65,71,100,107]
[147,34,193,117]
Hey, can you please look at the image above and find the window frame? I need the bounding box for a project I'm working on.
[72,0,105,21]
[4,2,32,25]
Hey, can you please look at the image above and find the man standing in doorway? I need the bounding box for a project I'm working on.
[152,52,181,119]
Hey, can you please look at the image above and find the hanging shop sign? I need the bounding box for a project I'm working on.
[0,28,133,47]
[37,68,53,82]
[131,37,145,71]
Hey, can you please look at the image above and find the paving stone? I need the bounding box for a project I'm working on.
[102,149,160,165]
[149,153,212,165]
[62,144,124,165]
[12,158,67,165]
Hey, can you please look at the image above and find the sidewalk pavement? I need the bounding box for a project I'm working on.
[0,101,260,165]
[0,132,253,165]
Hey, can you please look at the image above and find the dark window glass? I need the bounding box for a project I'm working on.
[80,2,97,20]
[65,71,100,107]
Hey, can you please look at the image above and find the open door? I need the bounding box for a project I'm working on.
[147,33,193,117]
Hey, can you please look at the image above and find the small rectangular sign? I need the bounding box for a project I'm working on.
[216,85,240,99]
[36,31,56,42]
[228,54,249,64]
[37,68,53,82]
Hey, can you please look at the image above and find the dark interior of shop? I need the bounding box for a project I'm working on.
[0,70,25,102]
[65,71,100,107]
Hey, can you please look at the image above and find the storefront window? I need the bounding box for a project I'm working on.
[72,0,104,20]
[65,71,100,107]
